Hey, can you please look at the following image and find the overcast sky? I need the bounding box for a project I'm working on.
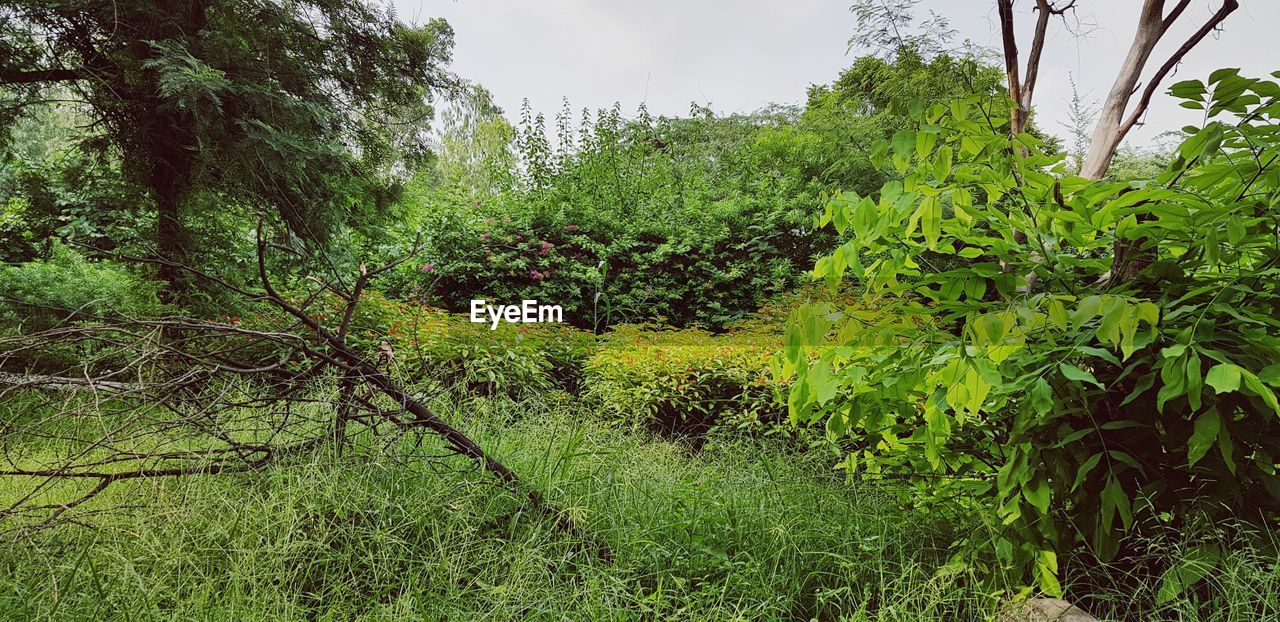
[393,1,1280,147]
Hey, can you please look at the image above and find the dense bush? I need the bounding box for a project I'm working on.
[397,309,596,398]
[0,243,166,329]
[0,243,168,372]
[377,105,854,329]
[586,324,784,443]
[259,289,597,399]
[783,70,1280,597]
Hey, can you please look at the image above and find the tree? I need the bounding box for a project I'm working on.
[995,0,1238,178]
[0,0,457,300]
[431,84,517,197]
[847,0,956,60]
[787,69,1280,598]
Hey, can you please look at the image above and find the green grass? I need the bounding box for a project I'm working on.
[1,393,1277,621]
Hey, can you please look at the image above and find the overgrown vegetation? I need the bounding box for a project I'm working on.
[785,69,1280,602]
[2,0,1277,619]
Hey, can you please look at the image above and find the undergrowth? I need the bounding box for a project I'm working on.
[0,394,1276,620]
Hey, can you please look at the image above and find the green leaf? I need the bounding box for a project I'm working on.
[1205,364,1242,394]
[1047,299,1068,330]
[916,130,938,160]
[1072,295,1102,327]
[1072,453,1103,492]
[933,146,953,181]
[1101,477,1133,532]
[921,196,941,250]
[1242,371,1280,416]
[1035,550,1062,597]
[1187,409,1221,467]
[808,359,838,406]
[1226,217,1246,244]
[1169,79,1206,101]
[1059,363,1104,389]
[1157,544,1221,605]
[1023,477,1051,514]
[1185,353,1203,410]
[1030,378,1053,416]
[891,130,915,159]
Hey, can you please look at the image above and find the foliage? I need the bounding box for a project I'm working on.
[0,243,167,371]
[0,242,166,329]
[1,0,457,298]
[0,99,151,262]
[782,70,1280,596]
[4,392,1275,620]
[0,394,1015,621]
[586,324,784,441]
[272,289,598,398]
[429,83,519,196]
[0,149,150,263]
[398,308,596,398]
[847,0,956,61]
[383,104,855,328]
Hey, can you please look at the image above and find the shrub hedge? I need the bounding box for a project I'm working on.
[585,324,785,443]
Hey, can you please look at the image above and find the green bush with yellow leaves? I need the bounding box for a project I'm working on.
[585,324,784,442]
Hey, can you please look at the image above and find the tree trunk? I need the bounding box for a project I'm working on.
[1080,0,1237,180]
[1078,0,1168,180]
[154,181,188,304]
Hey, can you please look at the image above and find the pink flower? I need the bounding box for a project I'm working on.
[566,224,577,231]
[531,270,544,280]
[539,241,553,255]
[515,235,524,242]
[420,263,435,272]
[481,232,491,240]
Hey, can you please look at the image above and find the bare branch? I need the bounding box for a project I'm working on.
[0,67,83,85]
[1117,0,1239,140]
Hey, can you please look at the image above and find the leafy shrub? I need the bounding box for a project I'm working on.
[398,310,596,398]
[586,324,784,443]
[0,243,168,372]
[0,243,166,330]
[217,289,595,399]
[783,70,1280,596]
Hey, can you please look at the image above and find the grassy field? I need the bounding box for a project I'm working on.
[1,393,1277,621]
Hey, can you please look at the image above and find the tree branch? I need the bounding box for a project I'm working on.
[1117,0,1239,139]
[997,0,1023,136]
[0,67,83,85]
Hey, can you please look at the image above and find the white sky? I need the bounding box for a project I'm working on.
[394,1,1280,147]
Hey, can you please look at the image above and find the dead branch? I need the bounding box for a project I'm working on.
[0,227,610,560]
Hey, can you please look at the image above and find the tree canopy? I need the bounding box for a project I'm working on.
[1,0,456,297]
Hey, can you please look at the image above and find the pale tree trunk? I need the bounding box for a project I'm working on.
[995,0,1239,289]
[1079,0,1237,180]
[997,0,1238,180]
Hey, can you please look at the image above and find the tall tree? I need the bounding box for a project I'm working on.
[0,0,456,299]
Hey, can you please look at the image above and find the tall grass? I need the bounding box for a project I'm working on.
[1,393,1276,621]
